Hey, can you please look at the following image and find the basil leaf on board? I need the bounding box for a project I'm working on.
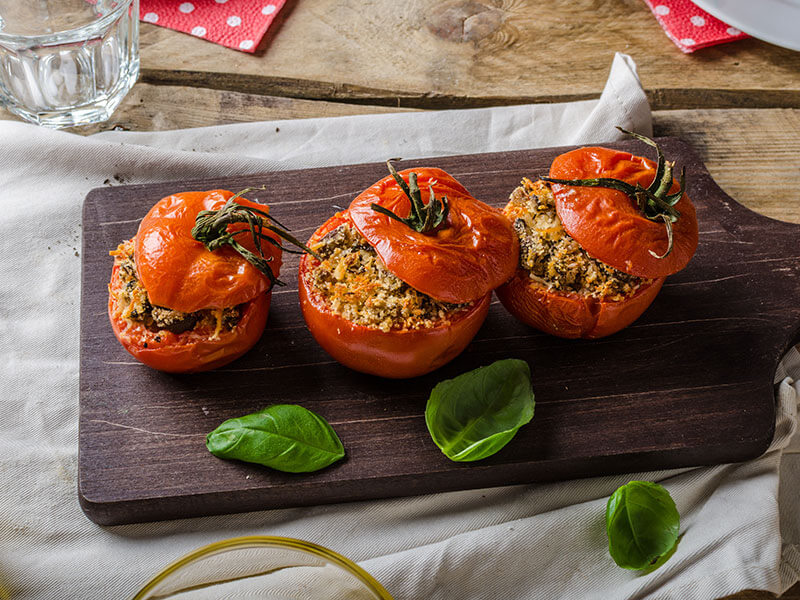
[206,404,345,473]
[425,359,535,462]
[605,481,680,570]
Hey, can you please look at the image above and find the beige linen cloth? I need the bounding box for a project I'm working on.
[0,53,798,599]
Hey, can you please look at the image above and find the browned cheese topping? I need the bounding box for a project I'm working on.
[110,239,241,338]
[306,223,470,332]
[504,179,649,300]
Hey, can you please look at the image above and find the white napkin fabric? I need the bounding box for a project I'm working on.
[0,52,797,599]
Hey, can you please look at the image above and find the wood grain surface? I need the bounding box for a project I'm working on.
[136,0,800,109]
[78,137,800,526]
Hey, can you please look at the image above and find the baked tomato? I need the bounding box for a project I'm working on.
[497,131,698,339]
[107,189,284,373]
[299,165,518,378]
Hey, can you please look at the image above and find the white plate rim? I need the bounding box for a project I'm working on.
[690,0,800,51]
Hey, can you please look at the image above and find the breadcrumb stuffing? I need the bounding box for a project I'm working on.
[504,179,649,300]
[306,223,470,332]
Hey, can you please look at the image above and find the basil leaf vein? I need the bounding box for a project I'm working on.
[425,359,535,462]
[605,480,680,570]
[206,404,345,473]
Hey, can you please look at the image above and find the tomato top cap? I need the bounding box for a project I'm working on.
[547,141,698,279]
[348,167,519,304]
[135,190,282,313]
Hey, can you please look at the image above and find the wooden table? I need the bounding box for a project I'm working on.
[4,1,798,598]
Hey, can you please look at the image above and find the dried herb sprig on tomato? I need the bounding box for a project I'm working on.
[192,187,319,288]
[370,159,450,233]
[542,128,686,259]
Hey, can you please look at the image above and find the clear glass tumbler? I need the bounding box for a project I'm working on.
[0,0,139,128]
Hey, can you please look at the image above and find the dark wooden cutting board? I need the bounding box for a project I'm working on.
[78,137,800,526]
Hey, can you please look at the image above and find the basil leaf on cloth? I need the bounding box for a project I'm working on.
[206,404,345,473]
[606,480,680,570]
[425,358,535,462]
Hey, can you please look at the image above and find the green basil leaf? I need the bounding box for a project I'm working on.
[605,480,680,570]
[206,404,345,473]
[425,359,535,462]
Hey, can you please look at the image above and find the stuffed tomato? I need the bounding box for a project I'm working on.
[299,164,519,378]
[108,189,288,373]
[496,131,698,339]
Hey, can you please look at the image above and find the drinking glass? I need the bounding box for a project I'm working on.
[0,0,139,128]
[132,536,393,600]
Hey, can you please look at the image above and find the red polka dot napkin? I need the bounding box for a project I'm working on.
[643,0,748,52]
[139,0,286,53]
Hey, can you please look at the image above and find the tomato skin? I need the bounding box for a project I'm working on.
[298,253,490,378]
[348,168,518,303]
[108,263,270,373]
[496,273,665,339]
[550,148,698,279]
[135,190,282,313]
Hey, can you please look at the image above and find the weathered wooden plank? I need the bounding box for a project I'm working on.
[652,108,800,225]
[137,0,800,109]
[724,585,799,600]
[53,83,416,133]
[785,584,800,599]
[722,591,775,600]
[139,69,800,111]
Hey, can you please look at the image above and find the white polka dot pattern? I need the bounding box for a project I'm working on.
[137,0,287,53]
[643,0,749,53]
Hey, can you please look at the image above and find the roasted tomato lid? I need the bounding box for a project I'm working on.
[548,145,698,279]
[135,190,281,313]
[348,166,519,304]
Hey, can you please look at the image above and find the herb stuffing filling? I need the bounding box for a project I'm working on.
[110,239,242,338]
[306,223,470,332]
[504,179,650,300]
